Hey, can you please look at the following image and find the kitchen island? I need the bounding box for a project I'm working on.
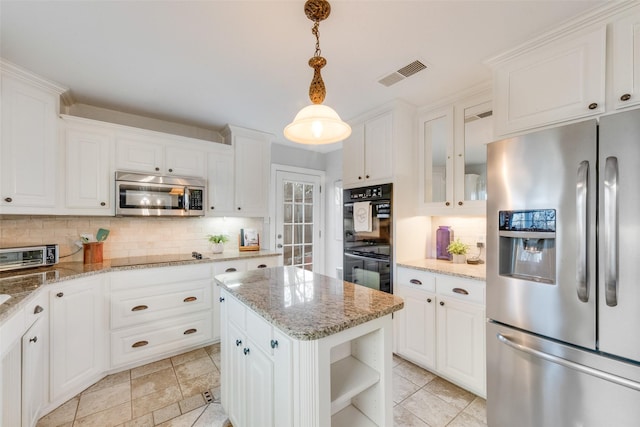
[215,266,404,427]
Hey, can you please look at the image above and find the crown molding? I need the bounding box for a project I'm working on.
[0,58,68,95]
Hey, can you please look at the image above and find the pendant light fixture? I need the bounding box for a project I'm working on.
[284,0,351,145]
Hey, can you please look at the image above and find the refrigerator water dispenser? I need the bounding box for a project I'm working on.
[498,209,556,284]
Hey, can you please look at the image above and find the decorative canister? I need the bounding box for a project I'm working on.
[83,242,103,264]
[436,226,453,260]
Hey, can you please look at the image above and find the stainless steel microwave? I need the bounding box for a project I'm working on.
[115,171,206,217]
[0,245,59,272]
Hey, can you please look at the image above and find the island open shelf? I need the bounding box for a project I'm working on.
[215,266,404,427]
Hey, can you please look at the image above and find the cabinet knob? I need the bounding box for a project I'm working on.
[131,305,148,312]
[458,201,463,206]
[33,305,44,314]
[243,348,250,355]
[439,301,445,306]
[237,207,241,211]
[409,279,422,285]
[168,168,173,173]
[100,202,106,206]
[29,336,38,343]
[155,167,160,172]
[219,297,225,302]
[183,296,197,303]
[445,202,450,207]
[236,339,242,346]
[270,339,279,349]
[4,197,12,203]
[132,340,149,348]
[56,292,64,298]
[225,268,237,273]
[427,298,432,303]
[257,264,267,269]
[365,175,370,179]
[358,176,362,180]
[620,93,631,102]
[588,102,598,110]
[210,206,215,210]
[183,328,197,335]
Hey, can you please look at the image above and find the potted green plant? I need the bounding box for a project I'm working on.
[446,238,468,264]
[207,234,229,254]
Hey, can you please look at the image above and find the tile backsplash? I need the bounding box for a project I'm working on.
[0,216,263,262]
[430,216,486,261]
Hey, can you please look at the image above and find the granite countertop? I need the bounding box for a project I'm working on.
[0,250,280,324]
[215,266,404,341]
[397,258,486,281]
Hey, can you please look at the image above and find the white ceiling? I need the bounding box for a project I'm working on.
[0,0,605,152]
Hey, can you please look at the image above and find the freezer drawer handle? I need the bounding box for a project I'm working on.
[576,160,589,302]
[497,333,640,391]
[452,288,469,295]
[604,156,618,307]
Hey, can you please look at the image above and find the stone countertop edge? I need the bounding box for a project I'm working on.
[0,250,281,325]
[397,258,486,281]
[216,267,404,341]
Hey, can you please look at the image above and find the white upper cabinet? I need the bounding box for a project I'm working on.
[611,6,640,110]
[490,26,606,137]
[0,61,67,213]
[419,91,491,216]
[342,103,416,191]
[221,125,272,217]
[207,144,235,215]
[115,132,207,178]
[61,116,114,214]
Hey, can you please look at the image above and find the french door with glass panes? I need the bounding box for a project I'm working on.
[275,170,322,272]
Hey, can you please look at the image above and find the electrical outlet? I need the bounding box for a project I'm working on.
[74,240,83,248]
[477,242,484,248]
[477,235,485,244]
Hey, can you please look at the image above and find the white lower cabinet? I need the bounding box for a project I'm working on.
[221,290,292,427]
[22,317,47,427]
[49,275,106,404]
[395,267,486,397]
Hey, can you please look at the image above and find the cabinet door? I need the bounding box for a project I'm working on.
[64,126,113,212]
[22,317,47,427]
[612,7,640,110]
[164,144,206,177]
[436,296,485,395]
[272,329,292,427]
[1,74,58,210]
[207,147,235,215]
[418,107,454,211]
[395,285,437,369]
[50,276,105,402]
[342,123,365,187]
[364,112,393,183]
[219,290,229,415]
[245,341,274,427]
[115,134,164,173]
[227,322,246,427]
[493,26,606,136]
[234,135,270,216]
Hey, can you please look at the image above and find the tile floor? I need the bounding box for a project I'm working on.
[37,344,487,427]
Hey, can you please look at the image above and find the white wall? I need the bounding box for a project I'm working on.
[271,143,326,171]
[324,150,343,278]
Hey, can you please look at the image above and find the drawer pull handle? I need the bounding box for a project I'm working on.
[56,292,64,298]
[243,348,250,355]
[131,305,148,312]
[184,328,197,335]
[409,279,422,285]
[236,339,242,346]
[257,264,268,269]
[33,305,44,314]
[453,287,469,295]
[620,93,631,102]
[270,339,279,349]
[225,268,237,273]
[440,301,445,306]
[132,341,148,348]
[427,298,432,303]
[588,102,598,110]
[29,336,38,343]
[183,296,197,303]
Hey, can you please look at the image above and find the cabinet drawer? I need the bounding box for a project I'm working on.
[246,256,281,270]
[227,294,246,329]
[435,275,485,305]
[110,264,211,291]
[246,308,273,356]
[111,310,212,367]
[397,267,436,292]
[111,279,212,329]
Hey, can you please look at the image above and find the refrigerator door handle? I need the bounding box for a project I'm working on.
[576,160,589,302]
[497,333,640,391]
[604,156,618,307]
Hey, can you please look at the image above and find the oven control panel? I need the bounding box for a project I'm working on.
[346,183,392,201]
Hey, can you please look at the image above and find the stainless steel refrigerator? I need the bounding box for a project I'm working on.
[486,108,640,427]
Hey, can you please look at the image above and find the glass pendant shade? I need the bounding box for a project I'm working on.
[284,104,351,145]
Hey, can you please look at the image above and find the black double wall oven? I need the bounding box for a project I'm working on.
[343,183,393,294]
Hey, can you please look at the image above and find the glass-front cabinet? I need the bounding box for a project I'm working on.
[419,90,492,215]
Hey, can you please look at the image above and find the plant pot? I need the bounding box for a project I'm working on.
[452,254,466,264]
[211,243,225,254]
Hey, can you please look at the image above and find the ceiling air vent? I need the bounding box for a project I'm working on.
[378,60,427,87]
